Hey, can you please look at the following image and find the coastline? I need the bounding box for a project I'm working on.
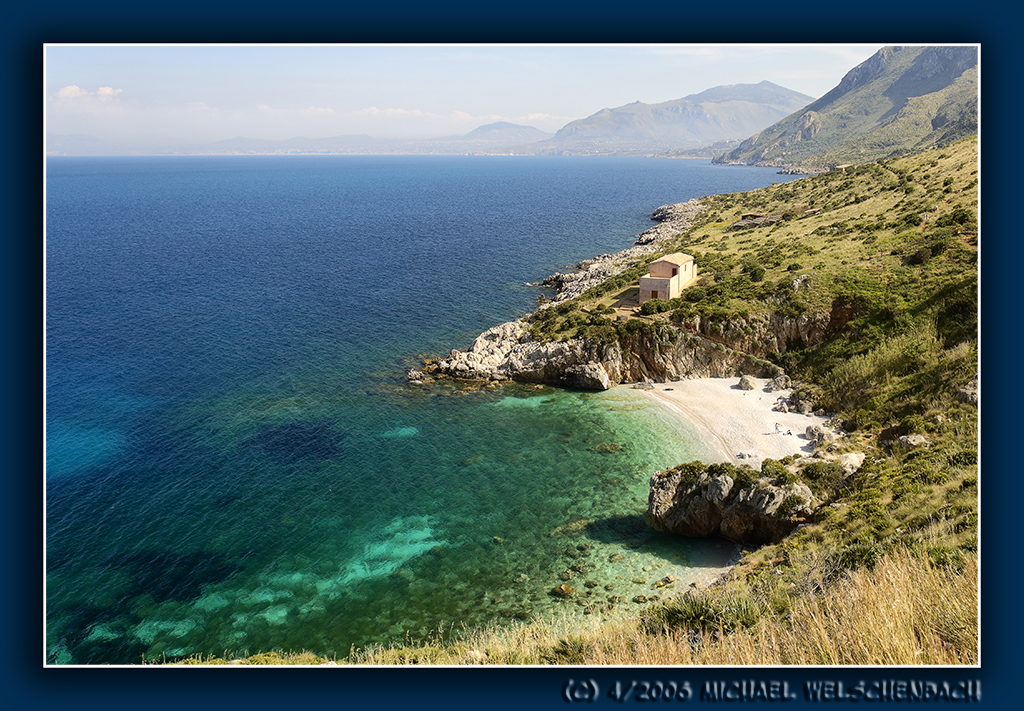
[614,376,834,593]
[629,377,830,471]
[429,201,838,599]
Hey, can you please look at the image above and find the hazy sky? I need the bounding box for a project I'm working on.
[45,44,882,148]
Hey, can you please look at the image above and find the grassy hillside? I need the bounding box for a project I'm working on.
[168,137,979,666]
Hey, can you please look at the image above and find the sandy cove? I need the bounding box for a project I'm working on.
[626,377,832,470]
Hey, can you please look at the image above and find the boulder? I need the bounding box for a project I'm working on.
[805,424,833,444]
[957,377,978,406]
[838,452,865,474]
[897,434,932,450]
[719,482,816,544]
[644,462,818,546]
[738,375,757,390]
[564,363,612,391]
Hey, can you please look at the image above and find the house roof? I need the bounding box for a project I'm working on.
[652,252,694,266]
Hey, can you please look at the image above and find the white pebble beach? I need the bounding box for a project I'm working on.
[627,377,832,470]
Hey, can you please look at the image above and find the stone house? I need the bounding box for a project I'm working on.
[638,252,697,304]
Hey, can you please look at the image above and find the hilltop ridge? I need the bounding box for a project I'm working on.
[713,46,978,170]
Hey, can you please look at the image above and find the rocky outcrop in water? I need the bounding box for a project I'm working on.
[644,462,818,546]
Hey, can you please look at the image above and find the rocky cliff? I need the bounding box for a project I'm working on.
[644,462,818,545]
[420,308,833,391]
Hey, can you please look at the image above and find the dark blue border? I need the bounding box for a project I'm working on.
[14,3,1012,710]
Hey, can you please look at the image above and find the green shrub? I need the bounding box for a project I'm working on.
[934,207,975,228]
[831,541,889,571]
[658,461,708,488]
[671,302,697,321]
[721,462,759,491]
[640,298,671,315]
[761,458,794,484]
[907,247,931,265]
[642,592,763,635]
[545,636,597,664]
[780,493,803,511]
[800,461,847,498]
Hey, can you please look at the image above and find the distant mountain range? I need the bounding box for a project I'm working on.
[507,81,814,156]
[713,46,978,170]
[46,46,979,168]
[44,82,812,158]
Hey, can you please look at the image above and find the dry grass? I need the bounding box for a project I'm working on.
[262,546,974,667]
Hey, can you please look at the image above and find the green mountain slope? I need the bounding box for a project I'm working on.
[713,46,978,170]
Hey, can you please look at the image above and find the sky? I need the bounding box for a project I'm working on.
[44,44,883,149]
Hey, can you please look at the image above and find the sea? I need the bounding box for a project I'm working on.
[44,154,801,664]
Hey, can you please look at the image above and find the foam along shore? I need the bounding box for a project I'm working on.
[628,377,832,470]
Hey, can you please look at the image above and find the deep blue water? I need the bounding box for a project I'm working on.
[45,155,798,664]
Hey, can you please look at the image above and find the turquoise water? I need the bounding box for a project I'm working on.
[45,155,797,663]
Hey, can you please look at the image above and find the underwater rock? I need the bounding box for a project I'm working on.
[380,425,420,438]
[551,583,575,598]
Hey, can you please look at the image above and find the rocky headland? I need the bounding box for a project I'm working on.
[411,197,833,392]
[406,198,867,550]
